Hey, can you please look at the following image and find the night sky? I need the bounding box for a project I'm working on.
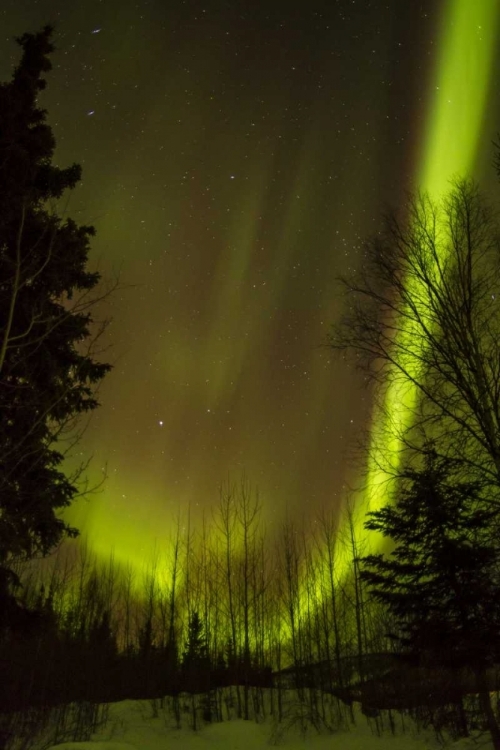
[1,0,499,568]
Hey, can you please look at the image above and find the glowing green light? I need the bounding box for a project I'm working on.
[419,0,499,195]
[64,0,499,594]
[364,0,499,523]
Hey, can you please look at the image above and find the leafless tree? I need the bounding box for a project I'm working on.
[120,561,136,654]
[313,508,345,693]
[214,479,241,715]
[235,476,261,719]
[279,519,304,693]
[330,179,500,501]
[342,499,369,683]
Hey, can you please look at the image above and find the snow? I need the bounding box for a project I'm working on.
[45,691,494,750]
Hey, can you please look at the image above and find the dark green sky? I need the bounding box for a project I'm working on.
[1,0,498,566]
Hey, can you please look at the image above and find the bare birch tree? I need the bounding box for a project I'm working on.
[330,179,500,501]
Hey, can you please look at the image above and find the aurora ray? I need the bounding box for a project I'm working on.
[364,0,499,519]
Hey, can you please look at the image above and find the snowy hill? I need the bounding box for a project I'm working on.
[45,691,495,750]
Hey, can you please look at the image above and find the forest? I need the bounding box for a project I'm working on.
[2,23,500,750]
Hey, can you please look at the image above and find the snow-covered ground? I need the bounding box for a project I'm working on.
[44,690,495,750]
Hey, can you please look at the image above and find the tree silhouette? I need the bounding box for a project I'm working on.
[182,611,210,693]
[329,179,500,503]
[360,450,500,747]
[182,611,208,670]
[0,27,111,618]
[361,451,500,663]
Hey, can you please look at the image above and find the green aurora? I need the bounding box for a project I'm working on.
[2,0,499,574]
[364,0,500,529]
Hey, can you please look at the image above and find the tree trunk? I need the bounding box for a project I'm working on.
[477,671,500,750]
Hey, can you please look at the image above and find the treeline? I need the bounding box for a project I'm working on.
[5,471,500,746]
[2,481,385,724]
[3,472,500,746]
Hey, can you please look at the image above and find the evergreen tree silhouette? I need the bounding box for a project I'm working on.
[0,26,111,624]
[360,449,500,746]
[182,611,210,693]
[360,450,500,668]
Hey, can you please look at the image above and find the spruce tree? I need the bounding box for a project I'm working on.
[0,27,111,609]
[182,611,210,694]
[360,450,500,670]
[182,611,208,669]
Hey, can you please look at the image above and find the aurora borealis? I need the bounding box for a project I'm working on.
[365,0,500,517]
[1,0,499,569]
